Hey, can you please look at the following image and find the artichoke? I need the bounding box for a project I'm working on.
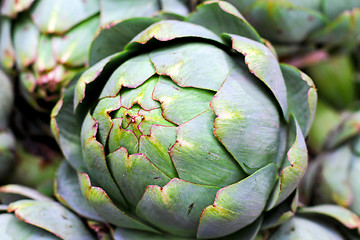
[3,142,62,196]
[0,69,15,183]
[0,0,196,110]
[299,11,360,219]
[51,2,316,239]
[306,53,359,154]
[303,111,360,217]
[222,0,360,57]
[264,205,360,239]
[0,184,96,239]
[306,54,359,111]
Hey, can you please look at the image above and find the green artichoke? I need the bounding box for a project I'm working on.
[51,2,316,239]
[3,142,62,196]
[0,0,196,110]
[305,53,359,153]
[303,111,360,217]
[222,0,360,56]
[0,184,96,239]
[0,69,15,182]
[306,54,359,111]
[263,205,360,239]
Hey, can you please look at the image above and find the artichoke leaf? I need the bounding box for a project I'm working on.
[0,18,16,70]
[13,13,39,70]
[51,84,85,171]
[280,63,317,136]
[126,20,223,50]
[266,117,308,210]
[152,75,214,125]
[92,95,121,146]
[107,147,172,209]
[31,0,100,34]
[52,15,100,67]
[0,185,53,202]
[0,213,59,239]
[223,33,288,118]
[136,178,220,238]
[139,125,178,178]
[90,18,160,65]
[197,163,277,239]
[8,200,95,239]
[108,118,139,155]
[298,205,360,231]
[211,66,283,174]
[310,8,360,49]
[55,161,104,222]
[149,42,233,91]
[187,1,262,42]
[0,0,35,18]
[80,112,127,207]
[170,110,246,187]
[100,0,158,27]
[99,53,156,99]
[268,216,345,240]
[78,172,160,233]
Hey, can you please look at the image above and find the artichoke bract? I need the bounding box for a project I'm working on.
[0,0,196,110]
[51,2,316,239]
[0,185,95,239]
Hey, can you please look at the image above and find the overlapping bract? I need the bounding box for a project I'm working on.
[51,2,316,239]
[0,0,196,110]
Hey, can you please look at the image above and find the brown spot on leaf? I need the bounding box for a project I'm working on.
[188,203,194,215]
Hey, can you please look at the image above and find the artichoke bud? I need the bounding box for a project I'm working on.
[52,2,316,239]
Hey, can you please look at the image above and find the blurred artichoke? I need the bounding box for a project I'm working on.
[263,205,360,239]
[51,2,316,239]
[222,0,360,57]
[306,53,360,154]
[306,54,359,111]
[3,142,62,196]
[0,69,15,183]
[0,184,95,239]
[303,111,360,217]
[0,0,197,110]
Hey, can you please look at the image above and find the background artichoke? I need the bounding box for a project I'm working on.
[0,70,15,183]
[302,111,360,217]
[222,0,360,57]
[51,2,316,239]
[263,205,360,239]
[0,0,197,110]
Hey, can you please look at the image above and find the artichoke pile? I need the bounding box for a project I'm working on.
[1,0,360,239]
